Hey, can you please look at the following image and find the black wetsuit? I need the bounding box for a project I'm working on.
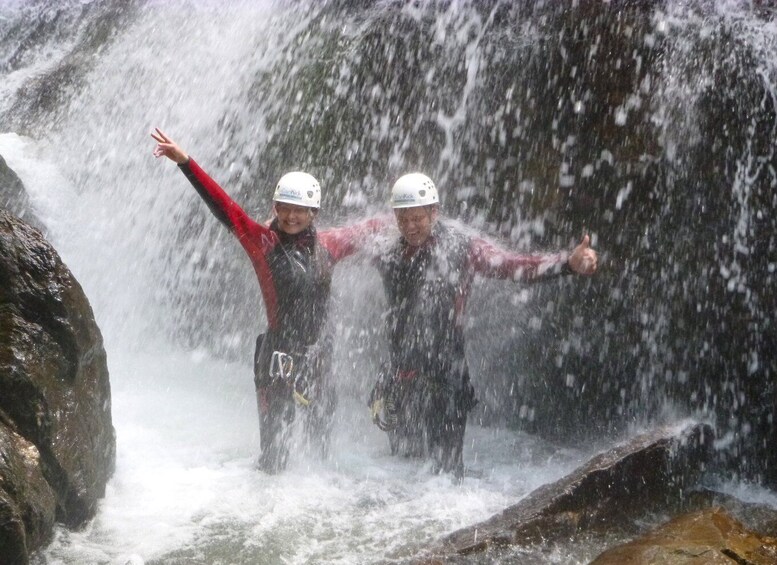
[375,222,569,476]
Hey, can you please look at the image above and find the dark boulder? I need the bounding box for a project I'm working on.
[0,209,115,562]
[418,421,713,562]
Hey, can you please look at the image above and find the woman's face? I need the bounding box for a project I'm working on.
[273,202,316,234]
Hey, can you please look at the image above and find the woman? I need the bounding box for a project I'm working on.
[152,129,383,473]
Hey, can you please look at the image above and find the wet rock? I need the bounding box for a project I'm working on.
[0,420,57,562]
[0,154,44,232]
[685,489,777,538]
[590,507,777,564]
[0,209,115,561]
[419,421,712,562]
[0,1,145,136]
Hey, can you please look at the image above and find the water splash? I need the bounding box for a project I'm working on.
[2,0,776,562]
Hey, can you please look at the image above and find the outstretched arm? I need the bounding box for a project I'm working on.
[151,128,269,240]
[469,234,598,282]
[318,215,393,262]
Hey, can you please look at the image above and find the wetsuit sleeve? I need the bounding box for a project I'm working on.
[178,158,271,241]
[468,237,572,282]
[318,216,392,262]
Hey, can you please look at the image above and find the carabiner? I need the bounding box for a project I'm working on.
[269,350,294,382]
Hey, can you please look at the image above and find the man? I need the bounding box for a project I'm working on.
[369,173,598,477]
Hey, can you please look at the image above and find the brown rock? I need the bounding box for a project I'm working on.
[685,489,777,539]
[0,209,116,561]
[0,420,57,560]
[590,507,777,565]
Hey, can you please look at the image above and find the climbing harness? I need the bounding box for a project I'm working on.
[370,393,399,432]
[369,370,400,432]
[368,368,471,433]
[269,350,312,406]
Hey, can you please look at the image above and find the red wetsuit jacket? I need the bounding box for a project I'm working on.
[178,158,385,339]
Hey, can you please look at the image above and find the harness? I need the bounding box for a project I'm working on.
[368,368,455,432]
[269,350,313,406]
[369,368,400,431]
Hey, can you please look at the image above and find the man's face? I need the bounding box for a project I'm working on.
[394,205,438,247]
[273,202,315,235]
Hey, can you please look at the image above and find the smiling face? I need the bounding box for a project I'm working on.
[394,205,438,247]
[273,202,316,235]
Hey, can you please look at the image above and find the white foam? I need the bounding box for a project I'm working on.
[32,346,582,564]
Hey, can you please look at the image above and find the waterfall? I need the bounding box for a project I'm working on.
[1,0,775,562]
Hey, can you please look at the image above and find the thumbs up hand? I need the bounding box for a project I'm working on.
[568,234,598,275]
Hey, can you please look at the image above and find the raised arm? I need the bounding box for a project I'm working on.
[469,234,597,282]
[318,215,393,262]
[152,128,269,240]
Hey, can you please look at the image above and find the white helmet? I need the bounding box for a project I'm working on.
[390,173,439,208]
[273,171,321,208]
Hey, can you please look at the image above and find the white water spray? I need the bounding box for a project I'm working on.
[2,1,776,563]
[0,3,590,563]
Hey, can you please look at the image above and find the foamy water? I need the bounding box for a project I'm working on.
[2,129,586,565]
[30,347,584,564]
[3,1,777,562]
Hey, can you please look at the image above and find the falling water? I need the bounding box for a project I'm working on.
[1,0,776,563]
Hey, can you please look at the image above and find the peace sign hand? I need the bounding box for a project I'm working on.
[151,128,189,164]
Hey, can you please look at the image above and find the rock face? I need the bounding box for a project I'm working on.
[420,422,712,562]
[0,423,57,563]
[0,155,43,232]
[0,209,115,562]
[590,507,777,564]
